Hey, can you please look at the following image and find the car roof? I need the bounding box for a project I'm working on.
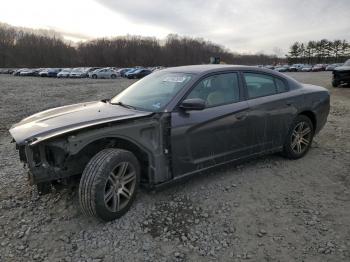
[162,64,301,89]
[162,64,284,76]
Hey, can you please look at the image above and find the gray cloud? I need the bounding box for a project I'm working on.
[95,0,350,55]
[47,26,93,41]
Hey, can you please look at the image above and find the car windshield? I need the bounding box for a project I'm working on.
[344,60,350,66]
[111,71,194,112]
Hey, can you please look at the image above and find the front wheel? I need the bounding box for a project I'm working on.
[111,74,116,79]
[79,149,140,221]
[92,74,97,79]
[282,115,314,159]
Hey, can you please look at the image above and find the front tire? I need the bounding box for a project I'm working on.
[92,74,97,79]
[79,149,140,221]
[282,115,314,159]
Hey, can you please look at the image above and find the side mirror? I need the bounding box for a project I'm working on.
[179,98,206,111]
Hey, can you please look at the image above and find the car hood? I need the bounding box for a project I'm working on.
[334,66,350,72]
[9,101,152,145]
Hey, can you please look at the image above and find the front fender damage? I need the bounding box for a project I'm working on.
[18,114,172,186]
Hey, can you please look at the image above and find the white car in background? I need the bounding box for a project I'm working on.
[57,68,72,78]
[69,68,86,78]
[301,65,313,72]
[89,68,118,79]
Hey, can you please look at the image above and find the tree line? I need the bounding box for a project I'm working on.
[0,23,283,68]
[287,39,350,64]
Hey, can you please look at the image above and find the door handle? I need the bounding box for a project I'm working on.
[286,100,293,106]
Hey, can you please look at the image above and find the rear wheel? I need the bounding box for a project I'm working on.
[79,149,140,221]
[111,74,116,79]
[282,115,314,159]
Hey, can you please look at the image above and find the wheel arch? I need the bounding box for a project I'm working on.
[72,136,151,185]
[298,110,317,131]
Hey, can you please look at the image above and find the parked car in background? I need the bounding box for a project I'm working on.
[312,64,327,72]
[326,63,343,71]
[289,64,304,72]
[47,68,62,77]
[124,68,142,78]
[19,69,33,76]
[88,68,99,78]
[301,65,313,72]
[13,68,28,76]
[20,68,42,76]
[117,68,132,77]
[39,69,49,77]
[57,68,72,78]
[274,65,290,72]
[332,59,350,87]
[264,65,275,70]
[89,68,118,79]
[9,65,330,221]
[70,68,87,78]
[85,67,101,77]
[126,68,152,79]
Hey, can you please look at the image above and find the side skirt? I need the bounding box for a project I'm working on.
[144,146,283,191]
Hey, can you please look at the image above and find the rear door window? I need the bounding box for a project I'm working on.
[243,73,288,99]
[275,78,288,93]
[243,73,277,99]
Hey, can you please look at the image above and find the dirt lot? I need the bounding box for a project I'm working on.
[0,72,349,262]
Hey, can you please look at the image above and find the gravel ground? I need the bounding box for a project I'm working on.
[0,72,349,262]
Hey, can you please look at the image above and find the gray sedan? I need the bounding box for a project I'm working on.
[89,68,118,79]
[9,65,330,220]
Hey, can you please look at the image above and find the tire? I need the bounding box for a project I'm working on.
[282,115,314,159]
[92,74,97,79]
[79,148,140,221]
[111,74,116,79]
[332,80,339,87]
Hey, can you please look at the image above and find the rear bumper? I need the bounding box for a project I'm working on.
[315,95,330,134]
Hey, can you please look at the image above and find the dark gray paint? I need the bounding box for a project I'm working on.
[9,65,330,187]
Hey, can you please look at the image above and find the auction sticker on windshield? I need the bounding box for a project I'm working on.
[163,76,189,83]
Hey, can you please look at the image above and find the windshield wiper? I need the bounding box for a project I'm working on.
[112,101,136,110]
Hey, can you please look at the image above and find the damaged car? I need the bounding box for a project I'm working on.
[9,65,330,221]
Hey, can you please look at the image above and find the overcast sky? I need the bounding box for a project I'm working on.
[1,0,349,55]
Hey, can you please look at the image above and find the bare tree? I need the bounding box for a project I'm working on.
[0,23,286,68]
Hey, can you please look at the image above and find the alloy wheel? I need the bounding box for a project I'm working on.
[290,121,312,154]
[104,162,136,212]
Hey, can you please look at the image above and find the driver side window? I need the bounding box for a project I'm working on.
[186,73,240,107]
